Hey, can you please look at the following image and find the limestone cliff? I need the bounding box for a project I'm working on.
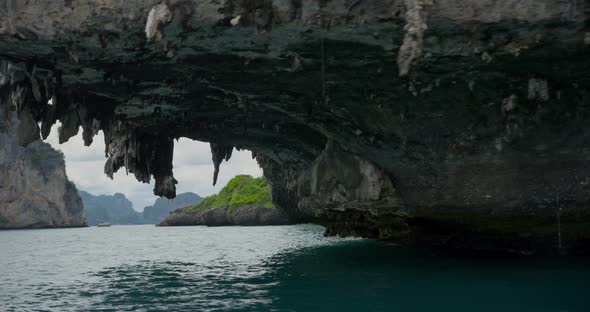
[0,109,86,229]
[1,1,589,253]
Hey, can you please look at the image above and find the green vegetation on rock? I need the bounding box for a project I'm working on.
[0,215,8,225]
[187,175,274,213]
[159,175,288,227]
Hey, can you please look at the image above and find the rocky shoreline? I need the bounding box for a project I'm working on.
[160,175,290,227]
[159,205,289,227]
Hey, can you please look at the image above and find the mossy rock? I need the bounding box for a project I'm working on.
[186,175,274,214]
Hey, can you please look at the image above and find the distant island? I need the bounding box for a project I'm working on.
[80,191,202,225]
[142,193,203,224]
[160,175,289,226]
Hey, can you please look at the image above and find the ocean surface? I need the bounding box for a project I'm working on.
[0,224,589,312]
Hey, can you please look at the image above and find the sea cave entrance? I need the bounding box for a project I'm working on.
[45,123,265,226]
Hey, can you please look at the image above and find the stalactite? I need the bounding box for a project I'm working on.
[210,143,234,186]
[145,3,173,42]
[104,125,178,198]
[0,60,40,147]
[397,0,432,77]
[40,104,56,140]
[57,104,81,144]
[151,137,177,198]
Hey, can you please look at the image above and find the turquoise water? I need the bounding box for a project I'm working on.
[0,224,589,312]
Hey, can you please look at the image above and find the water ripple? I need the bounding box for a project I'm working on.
[1,225,589,312]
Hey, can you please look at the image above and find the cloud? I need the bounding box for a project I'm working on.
[45,124,262,211]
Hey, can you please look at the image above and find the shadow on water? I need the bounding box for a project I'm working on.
[263,241,590,312]
[82,240,590,312]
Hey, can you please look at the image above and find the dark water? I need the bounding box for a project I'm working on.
[1,225,589,312]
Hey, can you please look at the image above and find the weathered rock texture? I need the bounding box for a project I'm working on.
[160,205,289,227]
[0,100,86,229]
[1,1,590,253]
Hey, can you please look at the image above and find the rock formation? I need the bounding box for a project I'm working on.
[0,101,85,229]
[160,204,289,227]
[160,175,289,226]
[79,191,139,225]
[80,191,202,225]
[143,192,203,224]
[1,1,589,253]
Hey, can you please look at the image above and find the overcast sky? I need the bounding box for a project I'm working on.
[46,124,262,212]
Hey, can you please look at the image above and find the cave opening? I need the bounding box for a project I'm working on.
[45,123,263,212]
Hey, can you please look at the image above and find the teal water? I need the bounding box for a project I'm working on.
[0,224,589,312]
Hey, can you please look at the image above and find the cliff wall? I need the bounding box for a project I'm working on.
[0,108,85,229]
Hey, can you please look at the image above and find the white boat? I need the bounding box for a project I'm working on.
[96,222,111,227]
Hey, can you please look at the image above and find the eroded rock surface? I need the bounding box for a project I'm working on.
[159,205,289,227]
[1,1,590,253]
[0,85,85,229]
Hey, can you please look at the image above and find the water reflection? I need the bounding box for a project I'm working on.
[264,241,590,312]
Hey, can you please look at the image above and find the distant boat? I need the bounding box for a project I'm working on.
[96,222,111,227]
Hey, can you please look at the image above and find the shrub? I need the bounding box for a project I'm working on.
[186,175,273,213]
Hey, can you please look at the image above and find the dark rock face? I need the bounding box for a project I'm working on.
[1,1,590,253]
[159,205,290,227]
[298,140,403,218]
